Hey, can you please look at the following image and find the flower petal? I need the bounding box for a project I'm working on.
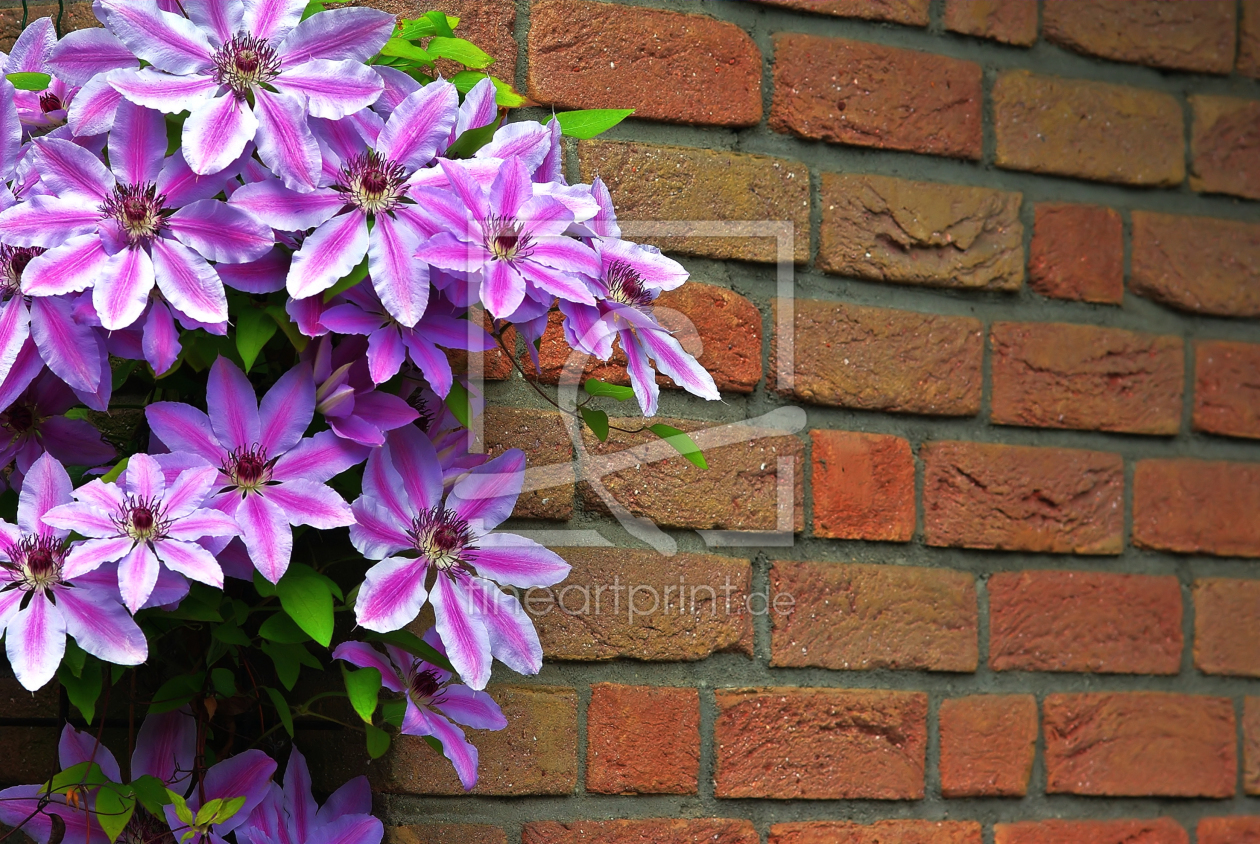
[275,7,395,64]
[274,59,383,120]
[207,356,261,452]
[18,453,71,538]
[109,100,169,186]
[253,88,320,191]
[49,29,136,86]
[56,585,147,666]
[288,210,369,299]
[382,425,443,511]
[184,92,259,177]
[635,326,720,400]
[116,541,160,614]
[464,577,543,677]
[154,538,223,588]
[265,479,353,528]
[21,233,114,297]
[230,179,344,231]
[448,449,525,530]
[376,80,458,171]
[200,749,277,832]
[480,259,525,319]
[109,67,219,115]
[272,430,366,483]
[32,137,114,201]
[101,0,215,75]
[348,496,410,559]
[238,492,292,584]
[131,706,196,784]
[430,574,491,690]
[369,213,428,328]
[0,196,99,250]
[187,1,243,44]
[308,813,383,844]
[6,592,65,691]
[68,73,125,136]
[164,509,241,542]
[416,708,480,791]
[366,325,405,384]
[244,0,306,42]
[331,641,405,692]
[217,247,290,294]
[167,199,275,264]
[435,681,507,731]
[146,402,223,463]
[93,245,155,330]
[354,555,427,632]
[471,533,570,588]
[151,236,228,326]
[30,295,103,393]
[621,327,658,417]
[143,299,181,375]
[162,465,219,518]
[258,363,316,456]
[58,724,123,782]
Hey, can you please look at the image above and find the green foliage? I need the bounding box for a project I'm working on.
[580,407,609,442]
[365,724,391,759]
[277,563,335,647]
[583,379,635,401]
[235,306,278,373]
[548,109,635,139]
[342,665,382,723]
[648,423,707,470]
[6,72,51,90]
[58,654,102,723]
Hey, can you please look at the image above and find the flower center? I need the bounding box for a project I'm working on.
[101,183,168,246]
[407,392,433,432]
[212,32,280,97]
[408,505,476,573]
[223,444,272,492]
[604,261,655,309]
[114,495,169,542]
[0,244,43,296]
[5,535,66,592]
[2,401,35,434]
[407,665,445,707]
[334,152,408,215]
[38,92,62,113]
[485,215,533,262]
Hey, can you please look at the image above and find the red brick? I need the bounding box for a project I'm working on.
[1131,211,1260,317]
[586,684,699,795]
[923,442,1124,555]
[1242,0,1260,77]
[1200,818,1260,844]
[1246,697,1260,794]
[715,688,927,799]
[771,821,982,844]
[526,0,761,127]
[524,820,757,844]
[1195,340,1260,439]
[1043,1,1235,73]
[993,71,1185,186]
[753,0,929,26]
[484,407,573,520]
[531,547,753,662]
[1191,96,1260,201]
[939,695,1036,797]
[944,1,1037,46]
[1133,459,1260,557]
[990,322,1184,435]
[772,299,984,416]
[447,311,512,381]
[995,819,1188,844]
[819,174,1023,291]
[0,726,58,786]
[1043,693,1236,797]
[0,2,96,51]
[769,561,977,672]
[1194,578,1260,676]
[1029,203,1124,304]
[988,570,1183,674]
[771,35,982,159]
[362,0,516,79]
[810,430,914,542]
[387,825,507,844]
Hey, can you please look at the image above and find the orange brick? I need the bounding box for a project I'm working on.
[810,430,915,542]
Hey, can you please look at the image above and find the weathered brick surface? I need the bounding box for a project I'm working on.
[1131,211,1260,317]
[524,820,758,844]
[1247,697,1260,794]
[989,571,1183,674]
[532,548,753,662]
[0,2,96,50]
[818,174,1023,290]
[484,407,573,520]
[1190,96,1260,201]
[1199,818,1260,844]
[753,0,930,26]
[0,726,58,786]
[1042,1,1236,74]
[586,684,699,795]
[386,825,508,844]
[993,71,1184,186]
[939,695,1037,797]
[923,442,1124,554]
[1133,459,1260,558]
[989,322,1184,435]
[715,688,927,799]
[446,312,512,381]
[995,820,1189,844]
[527,1,761,127]
[1029,203,1124,304]
[1195,340,1260,440]
[364,0,516,77]
[771,821,982,844]
[0,675,58,718]
[1194,578,1260,677]
[944,1,1037,46]
[1043,693,1236,797]
[770,562,977,672]
[1242,0,1260,77]
[811,430,915,542]
[771,35,982,159]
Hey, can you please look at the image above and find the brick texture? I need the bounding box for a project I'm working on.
[1133,459,1260,557]
[0,675,59,718]
[923,442,1124,554]
[1247,697,1260,794]
[586,684,699,795]
[989,322,1184,435]
[810,430,915,542]
[818,174,1023,290]
[1194,578,1260,677]
[0,3,96,50]
[1243,0,1260,77]
[988,570,1183,674]
[524,820,758,844]
[944,1,1037,46]
[771,35,981,159]
[773,299,983,416]
[995,820,1189,844]
[1042,1,1236,74]
[1190,96,1260,201]
[771,821,982,844]
[1043,693,1236,797]
[993,71,1185,186]
[753,0,930,26]
[526,1,761,127]
[1195,340,1260,439]
[484,407,573,520]
[364,0,516,78]
[939,695,1037,797]
[1130,211,1260,317]
[715,688,927,799]
[1199,818,1260,844]
[386,825,507,844]
[1028,203,1124,304]
[0,726,58,786]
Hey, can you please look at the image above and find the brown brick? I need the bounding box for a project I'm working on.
[993,71,1185,186]
[990,322,1184,435]
[770,561,977,672]
[447,311,512,381]
[989,570,1183,674]
[1195,340,1260,439]
[0,675,59,718]
[362,0,516,78]
[810,430,915,542]
[0,2,97,51]
[1133,459,1260,557]
[484,407,573,520]
[579,418,804,531]
[944,1,1037,46]
[715,688,927,799]
[1029,203,1124,304]
[386,825,507,844]
[586,684,699,795]
[771,821,982,844]
[939,695,1037,797]
[818,174,1023,291]
[577,141,809,265]
[532,547,753,662]
[524,820,757,844]
[773,299,984,416]
[302,686,577,796]
[1131,211,1260,317]
[1242,0,1260,77]
[1247,697,1260,794]
[1194,578,1260,676]
[0,726,58,786]
[923,442,1124,554]
[526,0,761,127]
[771,35,982,159]
[1200,818,1260,844]
[995,819,1188,844]
[1191,96,1260,201]
[1043,693,1236,797]
[1043,0,1235,73]
[752,0,929,26]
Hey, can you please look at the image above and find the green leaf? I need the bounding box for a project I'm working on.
[235,307,277,373]
[395,13,459,39]
[212,623,251,646]
[549,108,634,139]
[580,407,609,442]
[647,423,707,470]
[444,119,499,159]
[62,639,87,678]
[58,657,102,724]
[342,665,382,724]
[95,785,135,844]
[6,72,51,91]
[365,725,390,759]
[381,699,406,728]
[261,642,320,691]
[194,798,223,827]
[253,569,277,598]
[149,672,205,715]
[450,71,526,107]
[380,37,433,66]
[265,304,309,353]
[45,762,110,794]
[210,796,247,826]
[210,667,236,698]
[366,629,456,674]
[258,612,311,643]
[277,564,334,647]
[131,776,171,816]
[583,379,635,401]
[262,687,294,737]
[421,735,443,755]
[322,255,370,302]
[157,586,222,621]
[427,36,492,68]
[444,379,472,429]
[423,9,456,36]
[300,1,324,20]
[100,457,129,484]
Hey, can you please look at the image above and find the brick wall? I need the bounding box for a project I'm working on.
[5,1,1260,842]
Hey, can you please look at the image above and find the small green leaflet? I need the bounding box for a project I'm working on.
[195,795,247,828]
[211,622,251,646]
[6,72,51,91]
[366,628,456,674]
[131,776,172,816]
[210,667,236,698]
[381,699,406,728]
[62,639,87,677]
[395,12,460,40]
[428,37,492,68]
[265,304,309,353]
[648,423,707,470]
[95,784,136,844]
[44,761,110,794]
[444,120,498,159]
[323,255,369,302]
[100,457,130,484]
[450,71,526,107]
[259,611,311,643]
[277,564,334,647]
[548,109,634,139]
[583,379,634,400]
[380,37,434,66]
[365,725,390,759]
[444,379,472,429]
[580,407,609,442]
[235,307,277,373]
[148,672,205,715]
[263,686,295,737]
[261,641,321,690]
[422,9,456,36]
[58,658,102,724]
[342,665,382,723]
[253,569,277,597]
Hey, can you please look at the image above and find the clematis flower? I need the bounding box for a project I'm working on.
[0,724,119,844]
[160,750,277,844]
[102,0,391,189]
[333,633,506,791]
[145,357,366,583]
[0,367,116,484]
[236,748,381,844]
[349,425,569,689]
[0,453,146,690]
[307,334,418,447]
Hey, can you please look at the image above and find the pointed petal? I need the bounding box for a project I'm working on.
[253,88,320,191]
[93,246,154,330]
[146,402,222,462]
[162,465,219,518]
[157,147,235,207]
[621,327,658,417]
[110,100,168,185]
[275,7,395,64]
[217,247,290,294]
[281,749,318,842]
[376,80,458,171]
[116,541,160,613]
[143,299,181,375]
[151,236,228,326]
[124,452,165,500]
[131,706,196,783]
[480,259,525,319]
[7,18,56,74]
[274,59,383,120]
[272,430,366,483]
[207,356,261,452]
[164,509,240,542]
[18,453,71,537]
[435,681,508,730]
[0,197,100,250]
[448,449,524,530]
[348,496,410,559]
[6,593,65,691]
[399,331,454,398]
[258,363,315,456]
[49,29,136,86]
[30,296,103,393]
[229,179,343,231]
[58,724,123,782]
[330,641,405,692]
[354,555,427,633]
[56,585,148,666]
[421,708,480,790]
[167,199,274,264]
[244,0,306,42]
[369,213,428,328]
[517,258,594,305]
[430,575,491,690]
[366,325,405,384]
[238,492,292,583]
[636,327,720,400]
[201,749,277,832]
[317,779,373,822]
[154,538,223,588]
[183,92,259,177]
[265,480,353,529]
[187,1,243,44]
[288,210,369,299]
[465,577,543,676]
[382,425,442,511]
[101,0,215,75]
[31,137,113,201]
[21,233,113,296]
[471,533,570,588]
[309,814,382,844]
[68,73,124,136]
